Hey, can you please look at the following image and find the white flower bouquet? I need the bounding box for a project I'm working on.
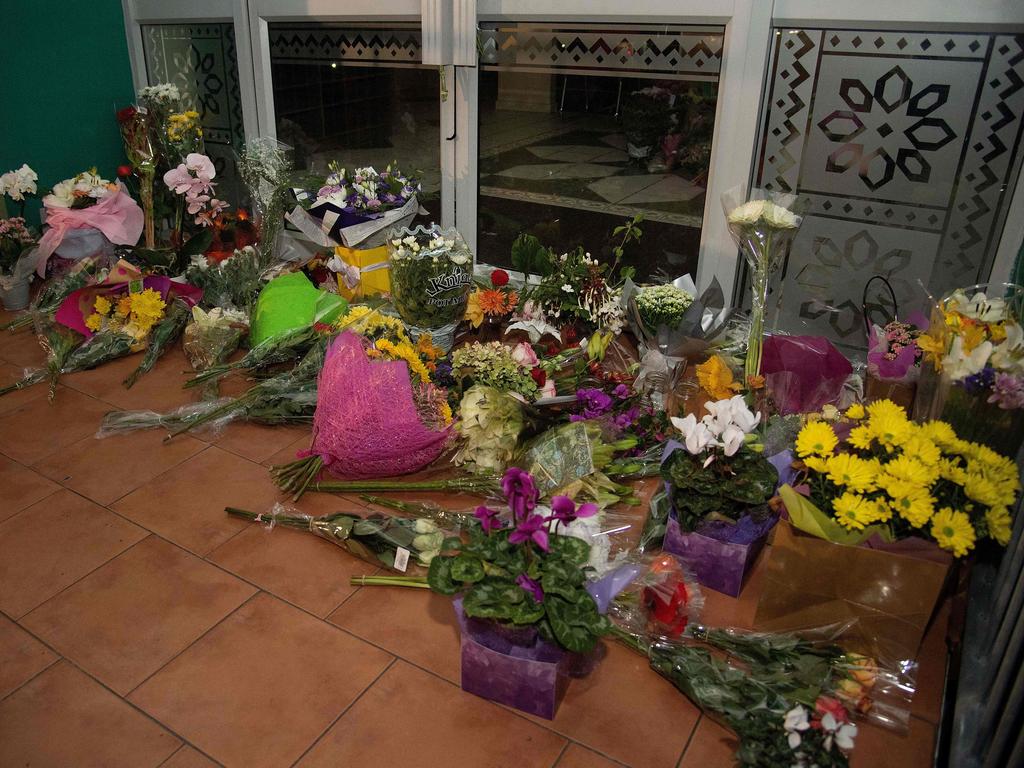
[722,186,803,388]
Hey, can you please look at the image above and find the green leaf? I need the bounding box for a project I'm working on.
[508,599,545,625]
[540,559,585,600]
[450,555,485,583]
[462,578,523,621]
[510,233,554,276]
[544,595,603,653]
[427,556,460,595]
[179,228,214,259]
[547,535,590,566]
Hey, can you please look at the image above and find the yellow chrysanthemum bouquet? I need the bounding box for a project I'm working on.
[790,399,1019,557]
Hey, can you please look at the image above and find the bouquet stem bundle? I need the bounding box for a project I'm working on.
[307,475,501,497]
[272,455,324,501]
[349,575,430,588]
[184,324,320,389]
[167,336,328,439]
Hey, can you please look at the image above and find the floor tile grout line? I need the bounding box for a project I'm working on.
[9,510,150,621]
[2,622,225,767]
[123,590,264,699]
[287,656,399,768]
[0,654,61,706]
[154,743,187,768]
[674,714,703,768]
[549,741,571,768]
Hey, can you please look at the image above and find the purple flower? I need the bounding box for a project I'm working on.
[989,372,1024,410]
[508,514,549,551]
[473,505,505,533]
[575,388,614,419]
[962,366,996,394]
[502,467,538,522]
[516,573,545,603]
[547,495,599,526]
[613,406,640,430]
[613,383,630,399]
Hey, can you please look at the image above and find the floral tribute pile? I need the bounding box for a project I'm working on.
[2,110,1018,766]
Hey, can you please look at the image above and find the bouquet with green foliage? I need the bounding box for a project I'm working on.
[428,467,612,653]
[451,341,539,400]
[634,283,695,332]
[388,226,473,333]
[185,246,267,312]
[454,385,527,472]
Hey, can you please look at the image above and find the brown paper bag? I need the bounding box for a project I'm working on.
[754,521,953,663]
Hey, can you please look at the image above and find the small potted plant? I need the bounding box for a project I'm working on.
[427,467,611,719]
[0,217,37,310]
[661,396,778,596]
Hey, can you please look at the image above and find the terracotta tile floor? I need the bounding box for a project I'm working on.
[0,317,947,767]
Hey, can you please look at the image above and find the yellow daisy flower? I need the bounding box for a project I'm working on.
[93,295,112,316]
[847,425,874,451]
[930,508,976,557]
[985,506,1012,546]
[844,403,865,420]
[884,454,938,487]
[795,421,838,458]
[937,458,968,486]
[888,486,936,528]
[903,434,942,466]
[833,492,872,530]
[803,456,830,473]
[84,313,104,332]
[865,398,907,422]
[868,411,912,450]
[115,295,132,318]
[963,474,1002,508]
[825,453,877,493]
[919,420,957,447]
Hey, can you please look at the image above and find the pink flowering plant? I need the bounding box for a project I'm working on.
[867,319,924,384]
[0,217,37,275]
[427,466,612,652]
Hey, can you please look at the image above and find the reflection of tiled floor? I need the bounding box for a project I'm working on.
[480,110,706,227]
[0,309,946,768]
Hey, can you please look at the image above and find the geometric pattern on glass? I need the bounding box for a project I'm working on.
[268,23,423,66]
[479,23,724,81]
[753,29,1024,350]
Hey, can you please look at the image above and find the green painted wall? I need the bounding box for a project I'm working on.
[0,0,134,226]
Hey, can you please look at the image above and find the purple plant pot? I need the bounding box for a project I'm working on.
[454,600,571,719]
[663,514,776,597]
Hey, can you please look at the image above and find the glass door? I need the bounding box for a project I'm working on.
[474,22,725,281]
[264,22,443,227]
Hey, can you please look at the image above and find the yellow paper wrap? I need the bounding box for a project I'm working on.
[334,245,391,301]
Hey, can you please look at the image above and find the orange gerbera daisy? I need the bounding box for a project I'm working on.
[478,289,518,316]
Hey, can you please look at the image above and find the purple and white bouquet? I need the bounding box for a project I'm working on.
[290,163,421,248]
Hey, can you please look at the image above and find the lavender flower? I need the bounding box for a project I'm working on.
[988,372,1024,410]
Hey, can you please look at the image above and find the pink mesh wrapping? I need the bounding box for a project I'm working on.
[301,332,451,478]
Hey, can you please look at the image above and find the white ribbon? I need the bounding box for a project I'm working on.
[326,254,389,290]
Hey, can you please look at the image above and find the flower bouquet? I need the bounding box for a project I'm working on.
[427,468,612,718]
[453,385,528,472]
[661,396,779,596]
[388,225,473,349]
[236,137,294,260]
[0,216,38,310]
[757,400,1019,662]
[914,283,1024,456]
[722,187,802,388]
[290,163,421,248]
[116,105,157,249]
[1,253,113,332]
[450,340,544,401]
[185,245,266,313]
[36,170,144,274]
[865,319,924,410]
[226,503,446,572]
[181,306,247,376]
[464,268,519,339]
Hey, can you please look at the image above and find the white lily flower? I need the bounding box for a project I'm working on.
[990,322,1024,372]
[942,336,992,380]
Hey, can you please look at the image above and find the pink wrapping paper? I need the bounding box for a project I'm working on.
[36,184,144,274]
[761,335,852,415]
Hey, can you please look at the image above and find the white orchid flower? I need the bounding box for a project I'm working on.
[942,336,993,380]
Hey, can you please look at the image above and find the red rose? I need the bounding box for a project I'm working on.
[530,368,547,387]
[116,106,137,124]
[116,164,133,178]
[814,696,850,724]
[490,269,510,287]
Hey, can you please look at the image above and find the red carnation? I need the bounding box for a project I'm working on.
[116,106,137,124]
[530,368,547,387]
[116,164,133,178]
[490,269,510,287]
